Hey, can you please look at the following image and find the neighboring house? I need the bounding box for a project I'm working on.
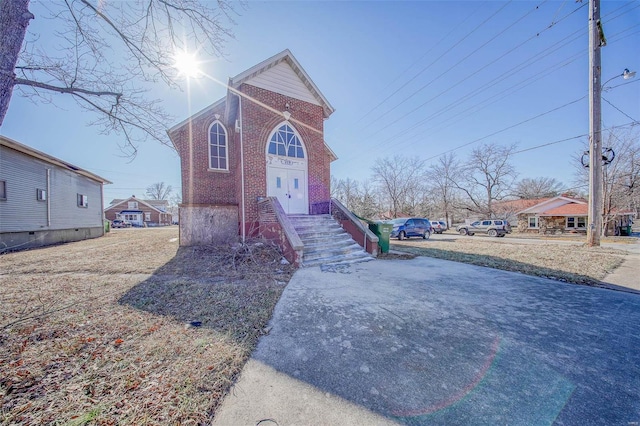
[0,135,111,252]
[493,198,552,225]
[516,195,635,235]
[104,196,172,227]
[168,49,337,246]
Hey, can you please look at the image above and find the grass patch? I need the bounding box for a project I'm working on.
[392,237,625,286]
[0,228,294,425]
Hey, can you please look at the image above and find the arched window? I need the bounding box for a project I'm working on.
[209,121,228,170]
[268,124,305,158]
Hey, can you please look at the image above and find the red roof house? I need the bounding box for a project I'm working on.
[515,195,634,235]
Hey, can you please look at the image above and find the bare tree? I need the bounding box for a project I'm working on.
[333,178,361,211]
[330,175,340,199]
[427,153,461,226]
[331,177,381,219]
[0,0,236,154]
[146,182,172,200]
[453,143,518,218]
[357,180,380,219]
[372,156,427,218]
[512,177,564,199]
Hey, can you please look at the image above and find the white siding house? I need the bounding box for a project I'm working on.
[0,135,111,252]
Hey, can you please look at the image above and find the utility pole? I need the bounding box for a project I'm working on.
[587,0,603,247]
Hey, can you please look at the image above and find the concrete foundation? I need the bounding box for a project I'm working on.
[0,227,104,253]
[179,205,239,246]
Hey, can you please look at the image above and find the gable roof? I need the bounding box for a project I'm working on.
[516,195,587,215]
[0,135,111,184]
[494,198,551,214]
[105,196,169,214]
[540,204,587,216]
[167,97,226,136]
[229,49,335,119]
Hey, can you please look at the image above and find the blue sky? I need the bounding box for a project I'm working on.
[1,0,639,203]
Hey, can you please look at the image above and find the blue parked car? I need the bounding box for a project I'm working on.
[389,218,431,240]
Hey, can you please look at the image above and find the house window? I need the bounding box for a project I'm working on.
[128,201,138,209]
[145,212,151,221]
[528,216,538,228]
[268,124,304,158]
[77,194,88,208]
[566,216,586,229]
[209,121,228,170]
[37,188,47,201]
[0,180,6,200]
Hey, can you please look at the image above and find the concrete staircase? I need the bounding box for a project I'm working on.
[288,214,374,267]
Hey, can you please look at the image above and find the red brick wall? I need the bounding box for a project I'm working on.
[169,84,332,233]
[169,102,238,206]
[239,84,330,225]
[104,200,170,225]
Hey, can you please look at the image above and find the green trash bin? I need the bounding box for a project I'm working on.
[369,222,393,253]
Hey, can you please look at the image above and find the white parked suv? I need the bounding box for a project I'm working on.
[457,220,512,237]
[430,220,447,234]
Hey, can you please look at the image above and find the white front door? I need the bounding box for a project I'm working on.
[267,167,307,214]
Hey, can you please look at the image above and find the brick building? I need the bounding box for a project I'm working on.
[168,50,337,245]
[104,196,172,227]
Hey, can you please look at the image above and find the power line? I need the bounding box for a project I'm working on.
[356,1,488,123]
[354,42,586,157]
[608,78,640,91]
[512,121,638,155]
[601,1,640,22]
[361,1,512,127]
[513,134,586,155]
[420,52,585,141]
[379,3,585,134]
[418,8,636,143]
[350,15,633,160]
[421,96,587,162]
[602,97,639,124]
[359,1,587,144]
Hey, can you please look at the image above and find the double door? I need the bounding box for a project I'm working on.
[267,167,307,214]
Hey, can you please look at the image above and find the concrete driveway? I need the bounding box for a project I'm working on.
[214,257,640,425]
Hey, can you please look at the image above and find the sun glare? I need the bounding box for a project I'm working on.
[174,51,200,78]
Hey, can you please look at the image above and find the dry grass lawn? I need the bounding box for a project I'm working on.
[0,227,295,425]
[392,234,627,285]
[1,227,632,424]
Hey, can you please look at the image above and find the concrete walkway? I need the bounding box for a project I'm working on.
[214,254,640,425]
[600,238,640,292]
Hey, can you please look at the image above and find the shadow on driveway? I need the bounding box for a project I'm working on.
[229,256,640,424]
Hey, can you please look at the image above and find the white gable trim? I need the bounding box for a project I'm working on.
[245,61,320,106]
[167,97,226,135]
[517,196,587,215]
[229,49,335,118]
[104,197,167,214]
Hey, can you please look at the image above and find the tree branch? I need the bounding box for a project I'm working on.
[15,77,122,98]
